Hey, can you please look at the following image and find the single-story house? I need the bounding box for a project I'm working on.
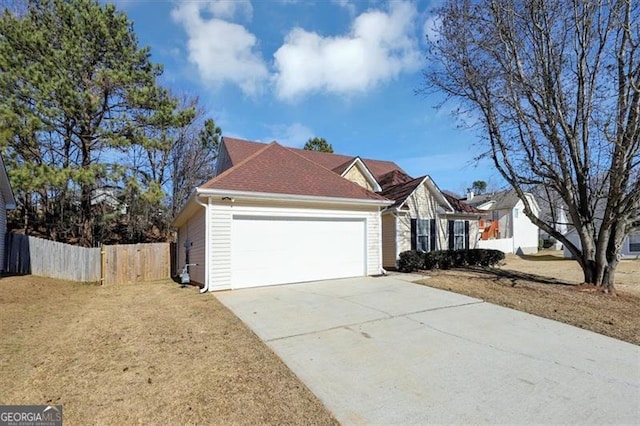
[0,153,16,272]
[465,189,540,254]
[173,137,481,291]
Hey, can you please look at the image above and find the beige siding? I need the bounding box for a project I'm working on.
[177,208,206,285]
[343,165,374,191]
[439,216,481,250]
[382,213,397,268]
[397,184,446,254]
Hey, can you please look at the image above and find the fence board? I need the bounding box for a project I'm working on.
[4,235,170,284]
[103,243,170,285]
[5,235,101,281]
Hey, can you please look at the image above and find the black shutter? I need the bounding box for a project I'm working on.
[464,221,470,249]
[448,220,454,250]
[410,219,417,250]
[429,219,436,251]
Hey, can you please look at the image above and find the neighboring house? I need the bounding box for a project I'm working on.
[465,190,540,255]
[562,226,640,260]
[173,137,481,291]
[0,154,16,272]
[91,187,127,215]
[532,187,569,250]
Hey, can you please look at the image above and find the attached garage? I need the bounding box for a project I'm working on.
[231,216,366,288]
[172,140,393,292]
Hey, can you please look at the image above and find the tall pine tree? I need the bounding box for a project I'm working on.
[0,0,194,245]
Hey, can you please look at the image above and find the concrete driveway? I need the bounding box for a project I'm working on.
[216,276,640,424]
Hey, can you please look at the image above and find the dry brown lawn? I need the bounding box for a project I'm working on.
[416,251,640,345]
[0,276,338,425]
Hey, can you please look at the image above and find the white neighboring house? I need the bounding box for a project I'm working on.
[535,195,569,250]
[91,187,127,215]
[0,154,16,272]
[563,228,640,260]
[465,190,540,255]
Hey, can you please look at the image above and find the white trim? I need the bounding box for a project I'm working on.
[195,187,393,207]
[340,157,382,192]
[194,195,210,293]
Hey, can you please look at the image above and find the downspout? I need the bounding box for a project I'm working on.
[194,195,210,293]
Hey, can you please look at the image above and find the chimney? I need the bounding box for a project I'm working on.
[466,190,474,201]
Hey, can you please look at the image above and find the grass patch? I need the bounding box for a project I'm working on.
[0,275,338,425]
[414,252,640,345]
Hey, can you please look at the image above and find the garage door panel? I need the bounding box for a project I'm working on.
[231,216,366,289]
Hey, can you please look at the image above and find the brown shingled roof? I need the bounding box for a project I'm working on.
[201,142,389,202]
[379,176,426,209]
[221,137,407,181]
[378,169,413,189]
[443,193,485,214]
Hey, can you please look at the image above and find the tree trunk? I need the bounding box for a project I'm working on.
[80,185,93,247]
[579,252,618,295]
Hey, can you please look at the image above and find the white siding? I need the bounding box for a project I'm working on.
[206,200,382,291]
[209,204,232,290]
[177,208,206,285]
[0,191,5,272]
[512,199,539,254]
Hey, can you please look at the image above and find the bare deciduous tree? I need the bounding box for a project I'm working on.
[422,0,639,293]
[170,98,221,216]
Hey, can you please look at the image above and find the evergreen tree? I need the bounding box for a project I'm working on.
[0,0,194,245]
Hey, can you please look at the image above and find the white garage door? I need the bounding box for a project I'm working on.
[231,216,366,289]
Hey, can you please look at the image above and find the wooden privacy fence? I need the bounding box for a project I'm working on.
[103,243,170,285]
[5,234,170,284]
[5,234,101,281]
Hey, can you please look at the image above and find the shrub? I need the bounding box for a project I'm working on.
[397,250,423,272]
[397,249,505,272]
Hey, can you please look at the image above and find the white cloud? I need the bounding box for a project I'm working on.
[331,0,356,16]
[171,1,268,96]
[205,0,253,21]
[264,123,315,148]
[273,1,421,100]
[423,15,441,42]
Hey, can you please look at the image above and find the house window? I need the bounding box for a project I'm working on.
[630,233,640,252]
[417,219,430,252]
[411,218,436,252]
[453,220,466,250]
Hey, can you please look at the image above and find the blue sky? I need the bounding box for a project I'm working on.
[113,0,501,194]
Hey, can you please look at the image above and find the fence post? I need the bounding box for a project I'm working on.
[100,244,106,285]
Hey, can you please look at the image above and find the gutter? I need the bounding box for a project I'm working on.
[195,187,393,207]
[194,194,210,294]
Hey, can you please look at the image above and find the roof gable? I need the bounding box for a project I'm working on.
[381,175,453,211]
[337,157,382,192]
[201,142,389,202]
